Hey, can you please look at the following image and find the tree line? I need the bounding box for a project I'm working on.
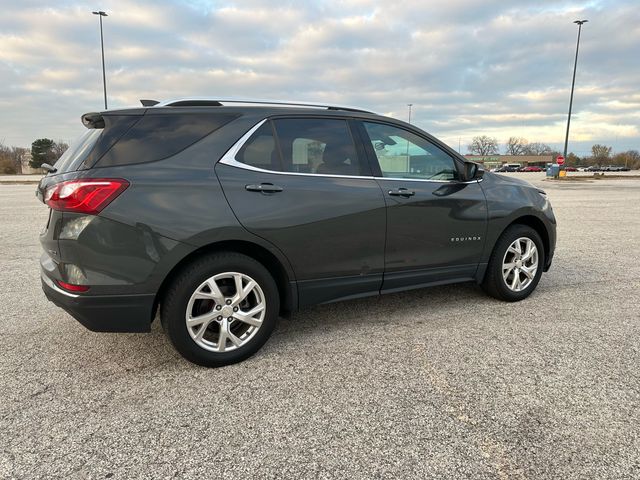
[0,139,69,174]
[467,135,640,169]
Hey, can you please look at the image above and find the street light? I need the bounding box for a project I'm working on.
[407,103,413,124]
[562,19,588,160]
[92,10,108,109]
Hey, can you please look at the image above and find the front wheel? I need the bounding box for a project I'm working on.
[161,252,279,367]
[481,225,544,302]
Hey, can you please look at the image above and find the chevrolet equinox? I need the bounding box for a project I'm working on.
[38,99,556,367]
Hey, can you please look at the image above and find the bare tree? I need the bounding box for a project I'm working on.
[524,142,553,156]
[0,142,19,174]
[52,140,69,161]
[591,144,612,162]
[468,136,499,156]
[505,137,528,155]
[613,150,640,169]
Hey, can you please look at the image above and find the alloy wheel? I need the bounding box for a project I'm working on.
[185,272,266,352]
[502,237,539,292]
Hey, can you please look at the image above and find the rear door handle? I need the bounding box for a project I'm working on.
[245,183,284,193]
[388,188,415,197]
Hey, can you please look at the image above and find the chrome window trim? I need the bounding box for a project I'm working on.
[217,118,482,184]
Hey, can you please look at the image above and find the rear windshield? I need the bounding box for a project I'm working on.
[52,129,102,173]
[94,113,239,168]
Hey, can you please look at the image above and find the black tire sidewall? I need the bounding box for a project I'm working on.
[162,253,279,367]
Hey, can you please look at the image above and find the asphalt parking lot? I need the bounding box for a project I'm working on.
[1,176,639,479]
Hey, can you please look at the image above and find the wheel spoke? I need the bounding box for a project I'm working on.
[193,279,224,303]
[521,265,535,279]
[194,322,210,341]
[503,268,513,282]
[228,329,243,347]
[187,311,216,328]
[241,279,257,300]
[521,240,534,261]
[503,262,516,270]
[510,272,519,290]
[234,304,264,327]
[216,322,228,352]
[234,274,244,299]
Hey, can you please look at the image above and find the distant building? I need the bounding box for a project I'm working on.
[20,151,43,175]
[464,155,554,170]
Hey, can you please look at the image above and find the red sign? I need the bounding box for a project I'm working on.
[556,155,565,165]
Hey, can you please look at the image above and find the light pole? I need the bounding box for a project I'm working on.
[563,19,588,159]
[407,103,413,124]
[92,10,108,109]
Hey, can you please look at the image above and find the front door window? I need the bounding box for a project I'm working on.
[363,122,458,181]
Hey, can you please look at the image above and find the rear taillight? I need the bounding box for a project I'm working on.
[56,280,90,293]
[44,178,129,214]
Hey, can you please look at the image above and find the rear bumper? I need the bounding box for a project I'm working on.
[41,273,154,333]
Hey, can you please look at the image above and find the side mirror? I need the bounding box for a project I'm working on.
[462,161,484,181]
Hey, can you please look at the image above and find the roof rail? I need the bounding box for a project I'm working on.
[153,98,374,114]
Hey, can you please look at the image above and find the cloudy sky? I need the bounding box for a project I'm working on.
[1,0,638,155]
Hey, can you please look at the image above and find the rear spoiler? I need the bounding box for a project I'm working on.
[81,112,105,129]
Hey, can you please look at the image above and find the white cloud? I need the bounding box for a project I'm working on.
[0,0,638,156]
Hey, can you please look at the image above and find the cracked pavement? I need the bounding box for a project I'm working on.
[1,176,639,479]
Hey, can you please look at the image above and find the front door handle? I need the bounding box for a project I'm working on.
[245,183,284,193]
[388,187,415,197]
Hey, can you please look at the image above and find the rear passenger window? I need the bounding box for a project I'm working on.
[236,122,279,170]
[273,118,364,176]
[96,113,238,167]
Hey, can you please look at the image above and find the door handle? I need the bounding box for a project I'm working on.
[245,183,284,193]
[388,188,415,197]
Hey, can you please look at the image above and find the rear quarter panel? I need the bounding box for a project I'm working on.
[72,114,296,294]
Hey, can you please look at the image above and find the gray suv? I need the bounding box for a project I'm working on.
[38,99,556,367]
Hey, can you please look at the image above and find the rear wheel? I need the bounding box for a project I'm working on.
[161,252,279,367]
[481,224,544,301]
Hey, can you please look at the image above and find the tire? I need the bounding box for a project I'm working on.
[161,252,279,367]
[481,224,544,302]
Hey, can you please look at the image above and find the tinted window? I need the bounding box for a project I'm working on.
[96,113,238,167]
[363,122,458,181]
[236,122,279,170]
[52,129,102,173]
[81,115,141,169]
[273,118,364,176]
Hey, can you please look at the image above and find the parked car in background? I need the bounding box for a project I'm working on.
[37,98,557,367]
[603,165,630,172]
[586,165,602,172]
[564,166,577,172]
[496,164,521,172]
[520,166,543,172]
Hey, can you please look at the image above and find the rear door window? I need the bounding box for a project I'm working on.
[235,122,279,171]
[272,118,365,176]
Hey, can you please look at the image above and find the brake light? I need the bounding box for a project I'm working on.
[45,178,129,214]
[56,280,90,293]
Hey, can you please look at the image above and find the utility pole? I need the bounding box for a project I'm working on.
[92,11,108,109]
[407,103,413,124]
[563,19,588,159]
